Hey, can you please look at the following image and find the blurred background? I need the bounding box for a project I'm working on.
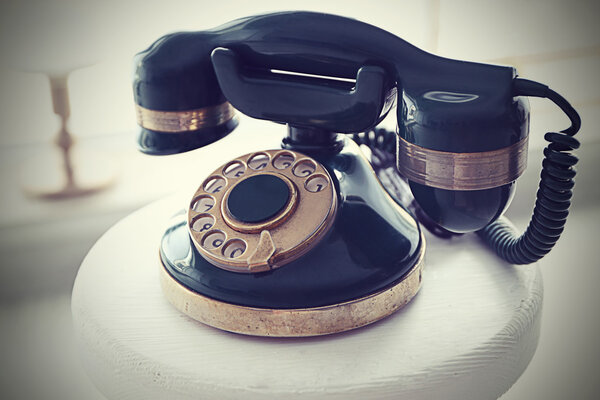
[0,0,598,399]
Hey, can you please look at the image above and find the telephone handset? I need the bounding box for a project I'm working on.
[133,12,580,336]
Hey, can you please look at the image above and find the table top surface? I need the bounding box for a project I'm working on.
[72,194,542,400]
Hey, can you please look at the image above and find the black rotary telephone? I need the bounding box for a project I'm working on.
[133,11,580,337]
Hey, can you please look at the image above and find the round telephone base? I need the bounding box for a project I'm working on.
[159,234,424,337]
[159,139,425,336]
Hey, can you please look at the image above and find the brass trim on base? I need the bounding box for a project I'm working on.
[397,136,528,191]
[135,102,235,132]
[159,233,425,337]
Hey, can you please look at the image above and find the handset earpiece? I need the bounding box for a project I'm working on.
[133,33,239,155]
[394,62,529,233]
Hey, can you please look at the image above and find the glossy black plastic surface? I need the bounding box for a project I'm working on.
[133,11,523,153]
[227,174,290,223]
[409,181,516,233]
[399,92,530,153]
[160,138,422,309]
[211,49,392,133]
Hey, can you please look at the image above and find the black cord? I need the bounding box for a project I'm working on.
[352,127,397,155]
[476,78,581,264]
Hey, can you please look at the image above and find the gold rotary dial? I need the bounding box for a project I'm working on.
[188,149,337,273]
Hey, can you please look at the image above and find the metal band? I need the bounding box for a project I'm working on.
[397,136,528,191]
[135,102,235,133]
[159,233,425,337]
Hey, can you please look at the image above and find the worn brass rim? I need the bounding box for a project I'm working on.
[159,232,425,337]
[396,136,528,191]
[135,102,235,132]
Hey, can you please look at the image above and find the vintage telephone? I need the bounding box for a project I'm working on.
[133,11,580,337]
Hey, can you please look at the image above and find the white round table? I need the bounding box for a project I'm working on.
[72,194,542,400]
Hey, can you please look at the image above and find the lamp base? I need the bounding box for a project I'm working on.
[20,147,116,200]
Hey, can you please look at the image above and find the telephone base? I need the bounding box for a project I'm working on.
[158,139,425,336]
[159,240,423,336]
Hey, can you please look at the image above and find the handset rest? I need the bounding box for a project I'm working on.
[211,48,394,132]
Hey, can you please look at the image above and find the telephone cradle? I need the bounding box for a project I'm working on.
[133,11,580,337]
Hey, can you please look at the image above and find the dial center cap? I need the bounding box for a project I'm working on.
[227,174,290,223]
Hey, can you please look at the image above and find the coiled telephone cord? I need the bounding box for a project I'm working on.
[354,79,580,265]
[478,79,580,264]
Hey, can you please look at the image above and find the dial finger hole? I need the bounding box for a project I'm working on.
[248,153,270,170]
[305,174,329,193]
[191,214,215,233]
[292,159,317,177]
[202,230,226,250]
[191,195,216,213]
[203,176,226,194]
[223,160,246,178]
[222,239,247,259]
[273,152,295,170]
